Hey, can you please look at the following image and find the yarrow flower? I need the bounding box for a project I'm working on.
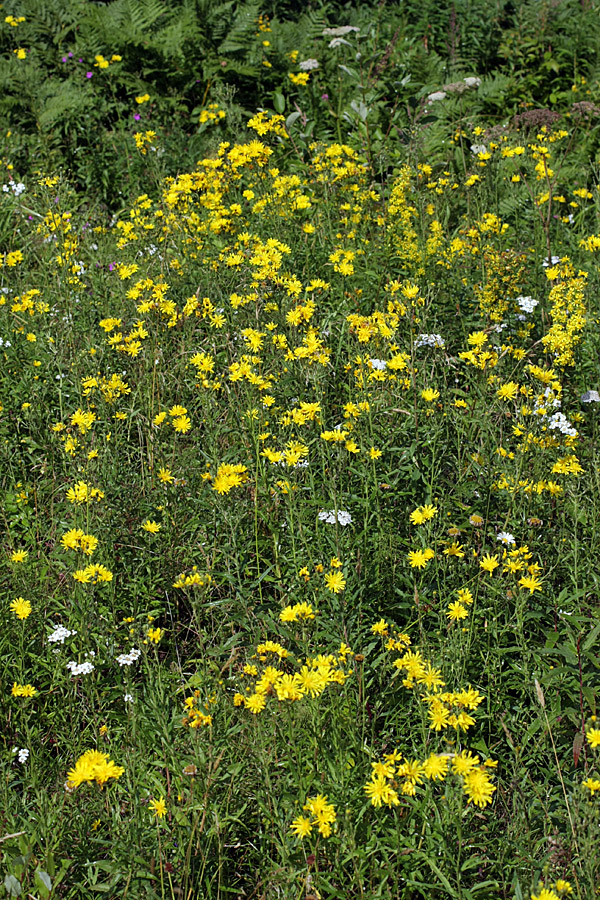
[48,624,77,644]
[116,648,141,667]
[415,333,445,349]
[66,659,95,676]
[318,509,352,526]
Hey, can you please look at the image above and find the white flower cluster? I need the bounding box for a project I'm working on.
[532,386,561,416]
[318,509,353,526]
[116,647,141,667]
[470,143,487,155]
[322,25,359,36]
[48,624,77,644]
[299,58,319,71]
[516,296,538,314]
[2,182,26,196]
[66,660,94,676]
[415,334,445,349]
[369,358,387,370]
[124,693,134,703]
[13,748,29,763]
[547,411,578,437]
[542,255,560,267]
[581,390,600,403]
[0,337,12,348]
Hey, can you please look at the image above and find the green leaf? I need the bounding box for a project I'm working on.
[3,876,21,898]
[33,869,52,899]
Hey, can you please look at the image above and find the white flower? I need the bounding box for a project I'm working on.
[124,693,134,703]
[299,59,319,71]
[322,25,359,36]
[470,143,487,155]
[369,358,387,370]
[48,625,77,644]
[66,660,94,676]
[547,411,577,437]
[116,648,141,667]
[427,91,447,102]
[542,255,560,267]
[18,748,29,763]
[497,531,515,545]
[318,509,352,526]
[516,296,538,314]
[2,182,25,196]
[415,334,445,349]
[463,76,481,88]
[581,390,600,403]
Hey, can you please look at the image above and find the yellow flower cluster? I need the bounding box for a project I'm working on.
[66,749,124,788]
[290,794,337,838]
[61,529,98,556]
[364,748,496,808]
[72,564,113,584]
[235,640,353,713]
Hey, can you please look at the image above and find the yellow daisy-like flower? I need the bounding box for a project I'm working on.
[10,550,28,563]
[447,601,468,621]
[142,520,161,533]
[324,570,346,593]
[149,796,167,818]
[586,727,600,749]
[10,597,32,620]
[479,553,499,573]
[518,574,543,594]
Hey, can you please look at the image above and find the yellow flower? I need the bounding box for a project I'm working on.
[496,381,519,402]
[587,727,600,748]
[479,553,499,573]
[147,627,163,643]
[245,693,266,714]
[289,815,313,837]
[421,388,440,402]
[142,520,161,533]
[324,570,346,593]
[444,542,465,557]
[10,550,28,563]
[407,549,434,568]
[518,574,543,594]
[149,796,167,818]
[135,94,150,104]
[157,467,174,483]
[172,415,191,433]
[12,683,37,698]
[409,504,438,525]
[10,597,32,620]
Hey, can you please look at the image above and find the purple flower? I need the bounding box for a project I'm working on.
[78,58,83,63]
[134,113,141,121]
[62,56,67,62]
[321,93,329,100]
[68,52,73,58]
[109,263,116,271]
[86,72,93,78]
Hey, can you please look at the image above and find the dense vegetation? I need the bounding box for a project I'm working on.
[2,1,600,899]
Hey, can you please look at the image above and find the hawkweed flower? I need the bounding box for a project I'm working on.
[10,597,32,619]
[148,797,167,818]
